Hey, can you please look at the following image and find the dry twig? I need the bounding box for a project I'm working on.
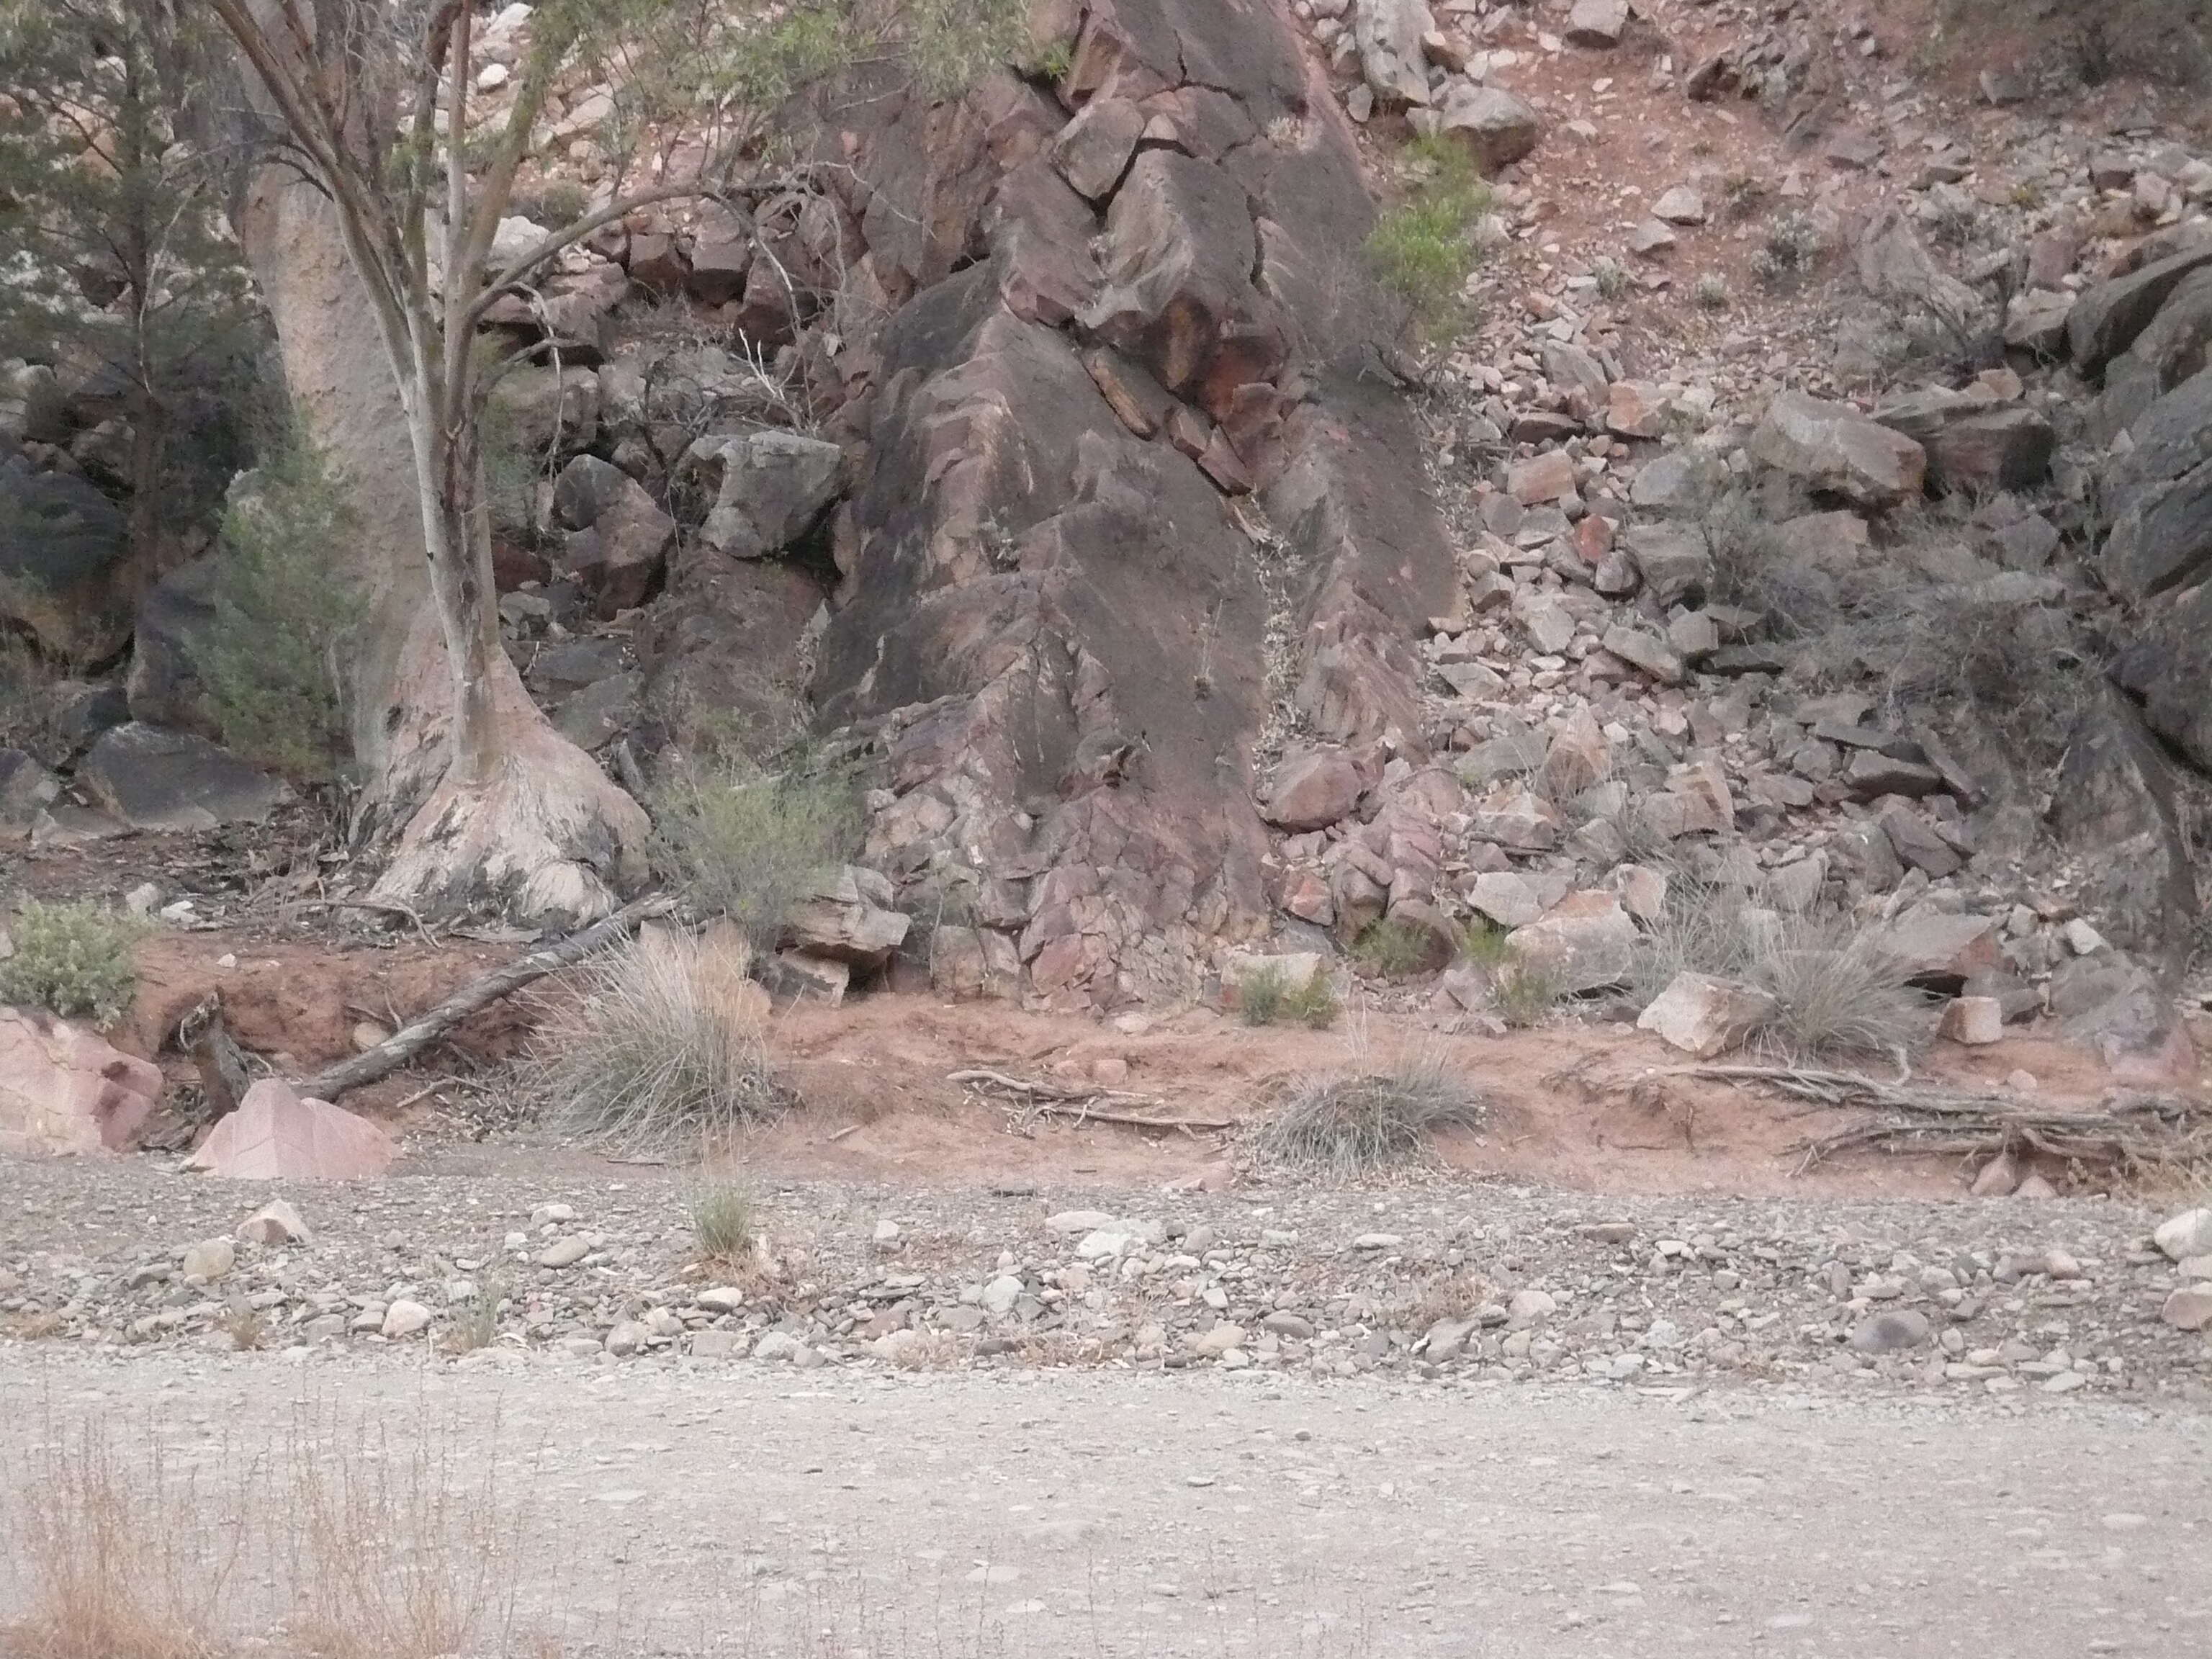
[946,1069,1231,1133]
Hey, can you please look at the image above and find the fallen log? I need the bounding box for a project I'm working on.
[299,893,674,1100]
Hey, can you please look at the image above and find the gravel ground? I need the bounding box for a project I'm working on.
[6,1146,2210,1402]
[1,1345,2208,1658]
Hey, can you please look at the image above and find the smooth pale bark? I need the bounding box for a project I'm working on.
[223,1,649,926]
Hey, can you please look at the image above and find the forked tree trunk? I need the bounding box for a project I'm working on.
[236,164,650,927]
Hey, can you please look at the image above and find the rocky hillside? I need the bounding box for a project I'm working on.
[5,0,2212,1081]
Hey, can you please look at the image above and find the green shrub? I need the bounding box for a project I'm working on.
[688,1180,760,1266]
[1252,1041,1485,1177]
[1367,132,1492,343]
[1491,957,1562,1028]
[652,756,860,950]
[0,899,148,1028]
[1238,963,1340,1029]
[1591,256,1629,300]
[200,443,356,780]
[521,928,788,1153]
[1352,916,1440,979]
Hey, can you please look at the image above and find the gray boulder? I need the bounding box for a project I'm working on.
[76,723,289,830]
[2069,236,2212,377]
[1436,84,1542,174]
[125,554,221,737]
[680,428,842,560]
[1353,0,1435,107]
[1750,390,1925,508]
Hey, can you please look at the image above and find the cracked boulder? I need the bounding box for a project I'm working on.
[679,428,843,560]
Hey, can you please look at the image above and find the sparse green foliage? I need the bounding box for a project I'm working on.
[199,443,358,780]
[1252,1042,1486,1176]
[1591,256,1629,300]
[1237,963,1340,1029]
[1367,133,1492,343]
[1695,272,1731,311]
[1026,34,1076,82]
[0,630,58,757]
[521,929,788,1153]
[439,1277,506,1355]
[0,1,260,544]
[688,1180,760,1265]
[1755,212,1823,289]
[1353,916,1440,980]
[0,899,148,1028]
[652,756,860,950]
[1490,956,1562,1028]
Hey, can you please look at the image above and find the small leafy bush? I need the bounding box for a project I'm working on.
[1694,272,1730,310]
[1238,962,1340,1029]
[652,755,860,950]
[1755,212,1823,289]
[0,899,148,1028]
[201,443,357,780]
[1252,1041,1486,1177]
[1367,132,1492,343]
[1591,256,1629,300]
[521,928,788,1153]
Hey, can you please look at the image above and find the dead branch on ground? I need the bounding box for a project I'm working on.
[299,894,675,1100]
[1653,1063,2212,1172]
[947,1069,1233,1134]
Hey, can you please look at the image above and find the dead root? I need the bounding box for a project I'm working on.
[945,1069,1233,1136]
[1652,1063,2212,1177]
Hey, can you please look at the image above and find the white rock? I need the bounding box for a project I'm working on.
[1046,1210,1118,1235]
[2062,918,2108,956]
[982,1274,1024,1316]
[2153,1208,2212,1263]
[696,1286,746,1313]
[1352,1232,1405,1251]
[381,1300,432,1339]
[180,1239,235,1283]
[536,1236,590,1268]
[1636,971,1778,1058]
[753,1331,806,1363]
[235,1200,311,1246]
[1076,1229,1130,1261]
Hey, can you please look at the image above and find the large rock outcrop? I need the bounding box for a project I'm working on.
[802,0,1457,1009]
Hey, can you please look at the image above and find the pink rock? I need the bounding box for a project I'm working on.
[1938,995,2004,1046]
[1262,748,1367,832]
[0,1007,161,1156]
[185,1078,395,1181]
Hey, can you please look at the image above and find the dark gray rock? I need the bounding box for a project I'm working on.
[125,554,221,737]
[0,747,59,836]
[0,461,132,660]
[76,722,289,830]
[2069,237,2212,377]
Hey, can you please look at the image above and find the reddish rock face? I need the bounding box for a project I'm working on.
[801,0,1457,1009]
[0,1007,161,1158]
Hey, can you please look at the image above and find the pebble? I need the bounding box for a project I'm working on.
[537,1237,591,1269]
[380,1300,432,1339]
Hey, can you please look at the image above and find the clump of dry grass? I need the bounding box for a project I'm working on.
[2,1403,543,1659]
[521,928,790,1154]
[7,1416,243,1659]
[1631,881,1923,1064]
[1251,1039,1486,1177]
[688,1179,760,1267]
[280,1409,528,1659]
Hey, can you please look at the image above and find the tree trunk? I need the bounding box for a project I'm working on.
[235,166,650,927]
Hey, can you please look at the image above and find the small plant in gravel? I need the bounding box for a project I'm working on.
[440,1277,507,1355]
[689,1180,761,1268]
[1591,256,1629,300]
[0,899,148,1028]
[1238,962,1340,1029]
[1252,1040,1486,1177]
[1694,272,1730,311]
[521,928,788,1154]
[1755,212,1822,289]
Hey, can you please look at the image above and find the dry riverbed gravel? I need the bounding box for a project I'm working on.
[6,1146,2210,1403]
